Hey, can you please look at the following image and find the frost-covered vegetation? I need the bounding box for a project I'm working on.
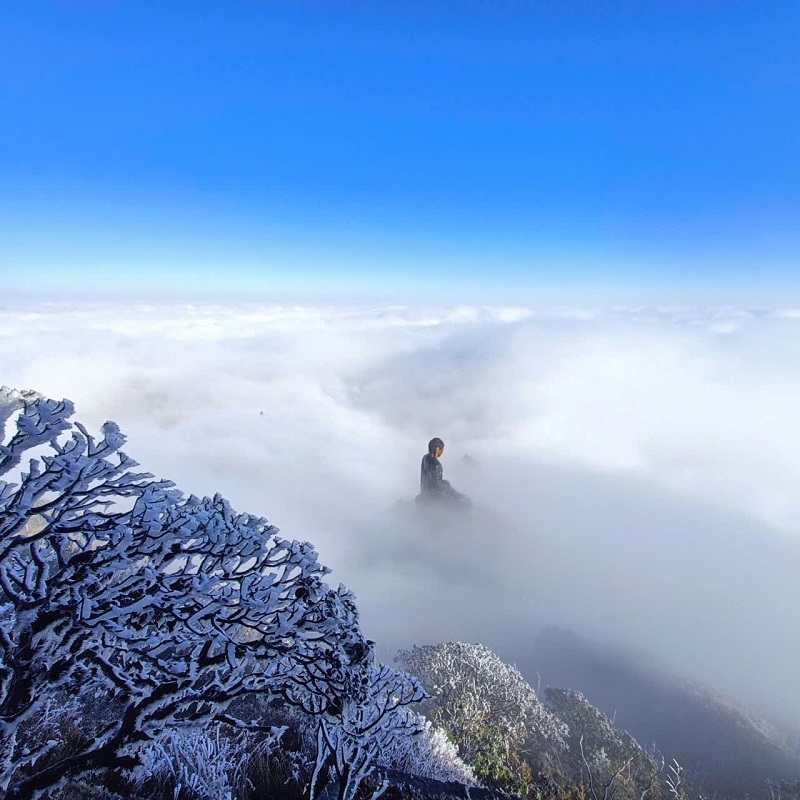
[544,688,664,800]
[2,387,798,800]
[0,388,435,800]
[397,641,567,793]
[397,642,671,799]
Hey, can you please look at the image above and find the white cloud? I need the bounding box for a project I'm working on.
[3,297,800,721]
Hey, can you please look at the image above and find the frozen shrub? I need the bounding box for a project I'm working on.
[397,642,566,758]
[377,711,476,785]
[134,725,278,800]
[397,642,566,793]
[0,388,423,800]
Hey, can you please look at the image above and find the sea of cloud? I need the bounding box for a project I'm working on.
[3,296,800,722]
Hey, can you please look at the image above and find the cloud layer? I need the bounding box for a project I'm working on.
[3,297,800,722]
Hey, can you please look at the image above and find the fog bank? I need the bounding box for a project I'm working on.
[3,297,800,722]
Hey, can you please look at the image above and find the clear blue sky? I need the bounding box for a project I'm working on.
[2,1,799,295]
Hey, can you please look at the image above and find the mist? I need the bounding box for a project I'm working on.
[3,295,800,724]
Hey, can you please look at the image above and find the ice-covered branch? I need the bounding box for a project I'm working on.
[0,389,413,800]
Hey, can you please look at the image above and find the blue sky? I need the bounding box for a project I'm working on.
[2,1,799,295]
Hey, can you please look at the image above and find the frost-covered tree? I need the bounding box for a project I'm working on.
[0,388,421,800]
[396,642,567,791]
[302,659,427,800]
